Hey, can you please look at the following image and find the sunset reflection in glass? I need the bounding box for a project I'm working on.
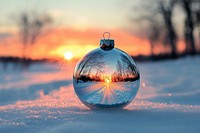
[73,47,140,109]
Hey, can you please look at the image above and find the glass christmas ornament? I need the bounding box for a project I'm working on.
[73,32,140,109]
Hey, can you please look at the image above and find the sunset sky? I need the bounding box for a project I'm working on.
[0,0,186,59]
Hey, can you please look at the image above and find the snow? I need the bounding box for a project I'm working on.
[74,81,139,106]
[0,57,200,133]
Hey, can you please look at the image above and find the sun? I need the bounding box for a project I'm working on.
[64,51,73,60]
[104,77,111,84]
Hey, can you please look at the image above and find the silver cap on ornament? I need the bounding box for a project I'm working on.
[100,32,114,50]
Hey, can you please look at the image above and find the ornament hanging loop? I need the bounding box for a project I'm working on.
[103,32,110,40]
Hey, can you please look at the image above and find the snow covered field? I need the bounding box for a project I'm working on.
[0,57,200,133]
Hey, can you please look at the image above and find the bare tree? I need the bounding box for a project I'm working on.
[194,2,200,50]
[129,0,178,58]
[116,60,123,79]
[129,3,163,56]
[75,51,105,83]
[17,12,52,59]
[179,0,196,55]
[148,18,163,56]
[160,0,178,58]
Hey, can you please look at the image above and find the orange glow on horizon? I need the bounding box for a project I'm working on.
[0,28,152,59]
[50,43,96,59]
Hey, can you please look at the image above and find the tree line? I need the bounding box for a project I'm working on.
[131,0,200,58]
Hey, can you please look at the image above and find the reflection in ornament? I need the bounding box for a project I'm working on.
[73,32,140,109]
[104,77,111,84]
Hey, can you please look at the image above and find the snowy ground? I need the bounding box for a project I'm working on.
[0,57,200,133]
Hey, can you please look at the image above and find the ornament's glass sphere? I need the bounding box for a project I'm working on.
[73,33,140,109]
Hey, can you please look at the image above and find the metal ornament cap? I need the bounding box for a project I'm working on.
[100,32,114,50]
[100,39,114,50]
